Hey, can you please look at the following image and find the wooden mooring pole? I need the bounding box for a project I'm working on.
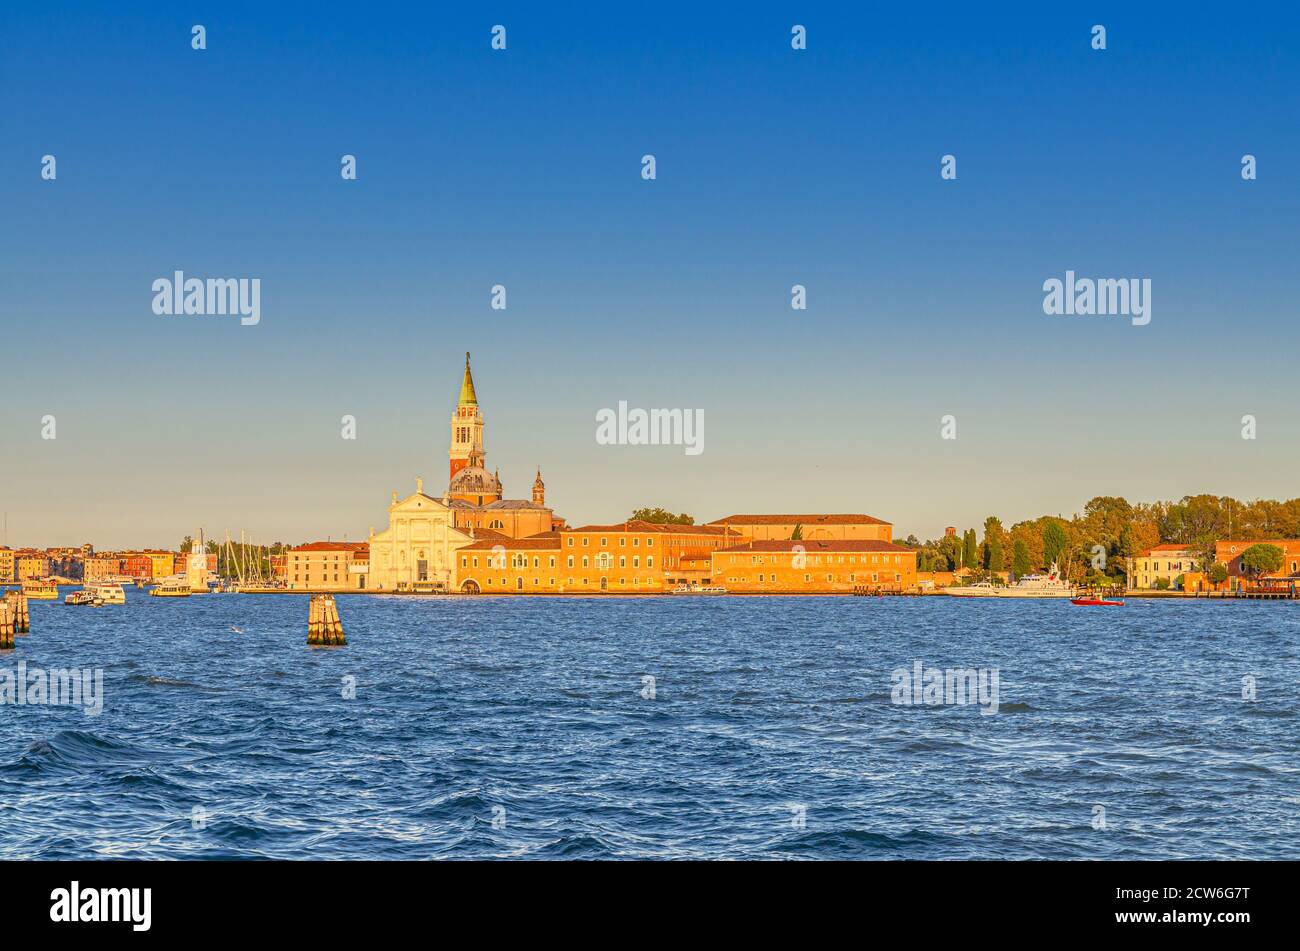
[4,591,30,634]
[0,600,13,650]
[307,593,346,646]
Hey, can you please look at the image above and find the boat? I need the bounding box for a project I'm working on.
[944,562,1077,599]
[87,582,126,605]
[668,583,729,595]
[943,580,999,597]
[21,579,59,600]
[64,589,97,606]
[1071,597,1125,606]
[150,580,192,598]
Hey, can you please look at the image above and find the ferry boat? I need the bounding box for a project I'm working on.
[64,589,97,606]
[150,580,192,598]
[21,579,59,600]
[944,562,1076,599]
[87,582,126,605]
[669,583,728,595]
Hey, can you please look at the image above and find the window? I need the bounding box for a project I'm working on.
[582,556,589,568]
[619,538,626,547]
[647,538,653,547]
[567,555,574,568]
[601,538,608,547]
[619,556,626,568]
[647,556,653,567]
[568,537,574,547]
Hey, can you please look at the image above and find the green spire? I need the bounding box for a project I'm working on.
[458,351,478,405]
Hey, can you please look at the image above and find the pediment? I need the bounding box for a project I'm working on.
[391,492,451,514]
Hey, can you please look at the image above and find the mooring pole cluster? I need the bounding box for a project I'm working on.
[0,600,13,649]
[3,591,30,635]
[307,593,346,646]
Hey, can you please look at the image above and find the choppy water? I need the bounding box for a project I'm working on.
[0,589,1296,859]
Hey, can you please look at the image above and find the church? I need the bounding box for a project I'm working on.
[366,354,560,592]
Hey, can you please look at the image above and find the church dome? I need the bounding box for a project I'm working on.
[448,465,501,496]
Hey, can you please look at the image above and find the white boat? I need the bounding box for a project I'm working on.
[64,589,97,606]
[669,583,728,595]
[150,580,192,598]
[87,582,126,605]
[945,562,1076,599]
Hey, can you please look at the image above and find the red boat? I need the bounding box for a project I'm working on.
[1071,597,1125,606]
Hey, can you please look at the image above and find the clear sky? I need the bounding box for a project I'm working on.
[2,3,1298,549]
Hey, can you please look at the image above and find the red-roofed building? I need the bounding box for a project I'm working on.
[707,514,892,543]
[1130,544,1200,590]
[287,541,371,591]
[710,538,917,593]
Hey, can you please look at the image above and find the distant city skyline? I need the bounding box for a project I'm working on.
[4,3,1299,548]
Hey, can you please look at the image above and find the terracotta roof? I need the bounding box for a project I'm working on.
[565,520,739,536]
[1216,539,1300,555]
[716,540,913,554]
[461,532,561,551]
[1138,544,1197,555]
[708,514,890,526]
[291,542,370,553]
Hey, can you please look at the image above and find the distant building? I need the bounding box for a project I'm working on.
[14,550,50,581]
[454,521,739,593]
[286,542,370,591]
[711,539,918,593]
[85,554,123,581]
[1130,545,1199,589]
[368,354,562,592]
[707,514,893,543]
[1215,539,1300,590]
[0,547,13,582]
[144,551,175,579]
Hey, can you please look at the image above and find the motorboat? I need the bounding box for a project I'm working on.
[945,562,1076,598]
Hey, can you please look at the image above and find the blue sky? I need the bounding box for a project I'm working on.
[2,3,1298,548]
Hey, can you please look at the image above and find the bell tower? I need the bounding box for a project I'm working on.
[532,468,545,505]
[449,352,485,480]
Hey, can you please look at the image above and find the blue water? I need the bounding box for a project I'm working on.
[0,589,1295,859]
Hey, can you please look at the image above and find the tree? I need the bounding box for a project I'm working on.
[1240,543,1284,577]
[1209,563,1228,585]
[938,534,962,571]
[630,507,694,525]
[1043,521,1067,569]
[962,529,978,571]
[983,516,1004,572]
[1012,540,1031,577]
[791,524,803,540]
